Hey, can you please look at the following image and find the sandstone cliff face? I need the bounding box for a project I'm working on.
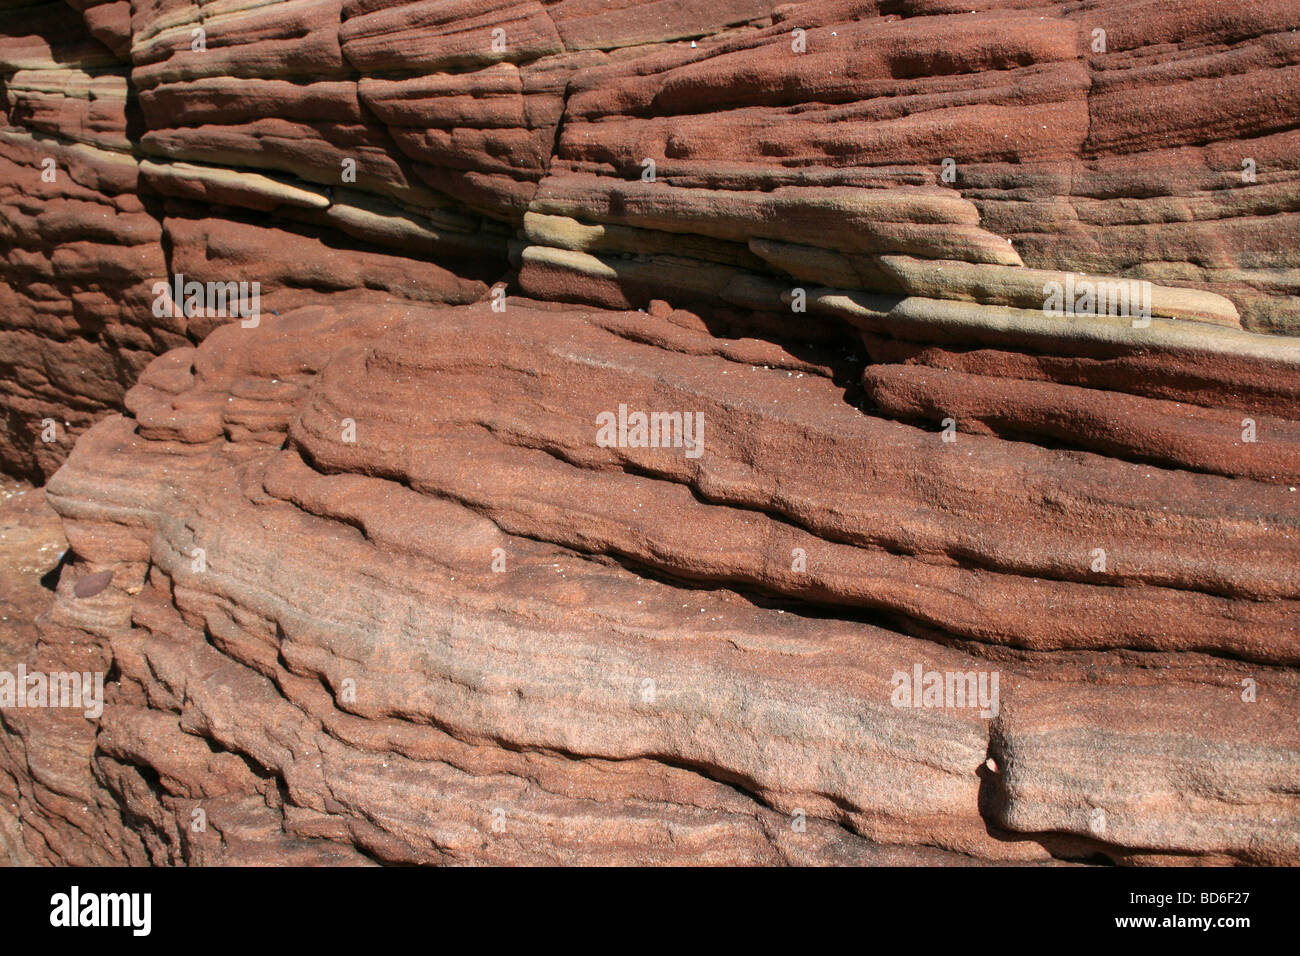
[1,0,1298,865]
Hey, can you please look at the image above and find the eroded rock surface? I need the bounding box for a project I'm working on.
[0,0,1298,865]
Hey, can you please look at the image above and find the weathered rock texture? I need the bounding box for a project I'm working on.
[0,0,1298,865]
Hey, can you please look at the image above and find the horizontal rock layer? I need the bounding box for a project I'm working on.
[5,0,1300,477]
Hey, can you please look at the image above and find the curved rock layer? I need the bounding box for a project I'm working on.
[0,0,1297,865]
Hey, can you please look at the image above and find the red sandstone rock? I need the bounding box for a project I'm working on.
[0,0,1298,867]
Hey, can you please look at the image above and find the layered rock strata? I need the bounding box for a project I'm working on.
[1,0,1298,865]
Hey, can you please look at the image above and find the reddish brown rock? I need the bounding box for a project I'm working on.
[861,362,1300,484]
[16,297,1297,865]
[0,0,1298,868]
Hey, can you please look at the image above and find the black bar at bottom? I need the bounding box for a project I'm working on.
[0,864,1290,944]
